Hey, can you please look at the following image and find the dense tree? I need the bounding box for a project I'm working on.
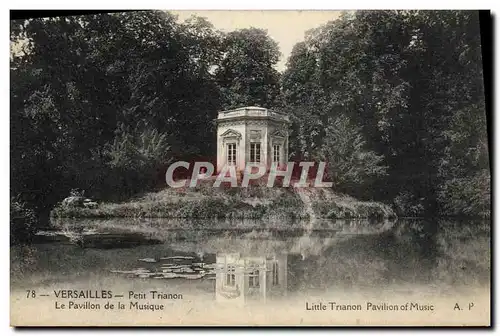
[317,115,387,196]
[10,11,225,215]
[215,28,282,109]
[10,11,291,223]
[10,10,490,236]
[282,10,490,217]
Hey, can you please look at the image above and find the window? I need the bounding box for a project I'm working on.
[250,143,261,163]
[227,143,236,165]
[226,265,236,286]
[271,262,279,286]
[249,270,260,288]
[273,144,281,163]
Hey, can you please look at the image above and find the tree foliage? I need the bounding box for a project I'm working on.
[11,11,287,222]
[216,28,282,109]
[283,10,489,216]
[10,12,208,214]
[10,10,490,229]
[318,116,387,196]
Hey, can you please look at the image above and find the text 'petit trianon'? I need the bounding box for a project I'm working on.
[165,162,333,188]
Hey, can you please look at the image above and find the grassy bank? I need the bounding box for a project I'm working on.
[51,183,397,220]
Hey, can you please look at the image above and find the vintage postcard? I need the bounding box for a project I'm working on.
[10,10,491,326]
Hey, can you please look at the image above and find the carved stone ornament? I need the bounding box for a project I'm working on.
[272,130,286,140]
[221,129,242,144]
[249,130,262,141]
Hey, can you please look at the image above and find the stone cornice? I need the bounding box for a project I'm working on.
[215,116,291,125]
[217,118,290,127]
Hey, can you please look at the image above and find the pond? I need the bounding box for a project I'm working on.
[10,218,490,325]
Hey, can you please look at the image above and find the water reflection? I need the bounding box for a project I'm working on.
[12,218,490,303]
[215,253,287,304]
[34,228,162,248]
[109,255,216,280]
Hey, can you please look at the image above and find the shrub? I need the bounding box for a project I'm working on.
[102,127,173,197]
[10,199,37,245]
[437,171,491,218]
[315,115,388,195]
[393,191,426,217]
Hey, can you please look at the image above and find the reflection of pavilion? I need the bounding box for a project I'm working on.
[215,253,287,304]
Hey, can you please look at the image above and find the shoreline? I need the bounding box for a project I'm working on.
[50,186,397,221]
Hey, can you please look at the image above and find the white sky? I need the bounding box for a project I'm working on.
[171,10,342,71]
